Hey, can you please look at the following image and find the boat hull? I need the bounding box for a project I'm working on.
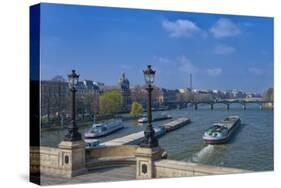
[84,120,124,139]
[203,118,241,145]
[84,126,124,139]
[138,115,172,123]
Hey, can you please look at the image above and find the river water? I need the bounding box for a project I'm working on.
[41,103,273,171]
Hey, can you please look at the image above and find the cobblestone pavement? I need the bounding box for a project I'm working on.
[32,165,136,186]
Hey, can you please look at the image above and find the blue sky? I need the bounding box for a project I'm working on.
[40,3,273,93]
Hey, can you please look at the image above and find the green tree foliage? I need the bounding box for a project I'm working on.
[99,90,121,115]
[264,88,274,101]
[84,92,99,115]
[130,102,144,117]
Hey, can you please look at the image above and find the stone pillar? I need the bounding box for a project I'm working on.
[135,146,164,179]
[226,103,230,110]
[194,103,198,110]
[210,103,214,110]
[58,140,87,178]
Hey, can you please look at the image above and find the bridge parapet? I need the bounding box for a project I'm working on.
[86,145,138,159]
[30,145,139,177]
[153,159,250,178]
[30,146,66,177]
[31,141,87,178]
[30,145,251,180]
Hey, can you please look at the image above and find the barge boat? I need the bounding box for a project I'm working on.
[84,119,124,139]
[138,114,172,123]
[203,116,241,144]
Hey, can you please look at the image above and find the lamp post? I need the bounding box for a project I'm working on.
[64,70,82,141]
[140,65,159,148]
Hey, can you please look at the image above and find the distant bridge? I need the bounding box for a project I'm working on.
[165,99,273,110]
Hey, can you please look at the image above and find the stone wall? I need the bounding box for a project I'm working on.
[30,145,138,177]
[153,159,249,178]
[86,145,138,160]
[86,145,138,170]
[31,146,249,179]
[30,146,62,176]
[31,141,87,178]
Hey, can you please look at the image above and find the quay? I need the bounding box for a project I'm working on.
[101,117,191,146]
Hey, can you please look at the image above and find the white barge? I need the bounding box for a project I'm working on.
[84,119,124,139]
[203,116,241,144]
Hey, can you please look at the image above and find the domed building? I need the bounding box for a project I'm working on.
[119,73,131,111]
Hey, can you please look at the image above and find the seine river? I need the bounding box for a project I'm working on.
[41,103,273,171]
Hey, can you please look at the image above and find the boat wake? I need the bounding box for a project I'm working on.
[190,145,215,163]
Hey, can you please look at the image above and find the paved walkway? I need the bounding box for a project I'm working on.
[33,165,136,186]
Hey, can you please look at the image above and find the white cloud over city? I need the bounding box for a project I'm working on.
[154,55,224,78]
[210,18,240,38]
[177,55,199,73]
[162,19,202,38]
[207,68,223,76]
[213,44,236,55]
[248,67,264,75]
[162,18,241,40]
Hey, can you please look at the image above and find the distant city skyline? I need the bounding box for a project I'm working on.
[45,74,266,95]
[40,3,273,93]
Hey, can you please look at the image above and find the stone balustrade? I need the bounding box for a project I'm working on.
[31,145,250,179]
[86,145,138,159]
[30,145,138,177]
[86,145,138,170]
[30,146,62,176]
[153,159,249,178]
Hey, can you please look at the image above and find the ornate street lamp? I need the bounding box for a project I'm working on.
[140,65,159,148]
[64,70,82,141]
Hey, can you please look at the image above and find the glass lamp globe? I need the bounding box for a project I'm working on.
[68,70,79,89]
[143,65,155,85]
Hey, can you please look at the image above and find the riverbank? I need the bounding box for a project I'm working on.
[41,113,144,132]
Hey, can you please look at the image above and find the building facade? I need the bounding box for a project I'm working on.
[41,76,101,126]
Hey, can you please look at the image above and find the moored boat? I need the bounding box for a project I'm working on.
[137,117,148,123]
[203,116,241,144]
[84,138,100,149]
[84,119,124,138]
[137,114,172,123]
[154,126,166,138]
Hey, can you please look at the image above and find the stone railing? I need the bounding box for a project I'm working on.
[30,141,87,178]
[153,159,249,178]
[31,145,249,179]
[86,145,138,170]
[30,144,139,177]
[86,145,137,159]
[30,146,62,176]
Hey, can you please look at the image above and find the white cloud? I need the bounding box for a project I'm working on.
[213,44,236,55]
[153,56,171,64]
[207,68,222,76]
[248,68,263,75]
[162,19,202,38]
[177,56,198,73]
[242,22,254,28]
[154,55,198,73]
[210,18,240,38]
